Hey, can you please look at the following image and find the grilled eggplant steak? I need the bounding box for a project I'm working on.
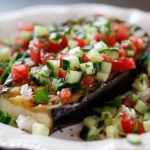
[0,15,149,135]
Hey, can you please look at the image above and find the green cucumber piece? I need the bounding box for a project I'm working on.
[143,120,150,132]
[134,100,149,114]
[65,70,82,84]
[62,56,80,70]
[87,49,103,62]
[83,116,97,127]
[95,72,109,82]
[127,134,142,145]
[0,47,11,61]
[69,47,84,58]
[127,92,140,103]
[94,62,112,73]
[144,110,150,120]
[34,25,49,37]
[47,60,59,76]
[94,41,108,52]
[80,62,95,75]
[106,125,119,138]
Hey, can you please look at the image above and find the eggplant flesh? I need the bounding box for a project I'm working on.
[0,25,149,133]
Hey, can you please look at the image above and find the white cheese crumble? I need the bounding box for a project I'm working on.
[121,105,137,119]
[20,84,33,97]
[16,115,37,132]
[24,58,35,66]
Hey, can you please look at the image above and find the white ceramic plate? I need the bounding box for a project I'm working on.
[1,4,150,150]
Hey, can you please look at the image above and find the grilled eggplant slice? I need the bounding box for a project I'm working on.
[0,16,149,134]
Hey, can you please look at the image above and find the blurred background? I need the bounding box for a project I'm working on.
[0,0,149,12]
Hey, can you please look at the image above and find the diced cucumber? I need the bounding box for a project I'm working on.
[83,116,97,127]
[62,56,80,70]
[102,106,117,117]
[132,73,148,92]
[127,134,142,145]
[101,48,119,60]
[87,49,103,62]
[144,110,150,121]
[51,78,66,92]
[68,40,78,49]
[143,120,150,132]
[93,41,108,52]
[127,50,135,57]
[32,123,49,136]
[106,125,119,138]
[20,31,32,40]
[65,70,82,84]
[93,62,112,73]
[101,111,113,127]
[34,25,49,37]
[69,47,84,58]
[134,100,149,114]
[80,62,95,75]
[61,47,69,54]
[0,47,11,61]
[95,72,109,82]
[101,62,112,74]
[127,92,140,103]
[80,126,100,141]
[81,45,94,52]
[47,60,59,76]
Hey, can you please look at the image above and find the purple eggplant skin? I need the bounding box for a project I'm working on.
[52,29,150,132]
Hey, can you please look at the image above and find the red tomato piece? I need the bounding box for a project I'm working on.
[112,58,136,71]
[81,75,93,88]
[95,33,107,42]
[19,24,33,32]
[59,68,67,78]
[49,35,68,53]
[101,53,112,62]
[30,48,41,64]
[41,55,55,63]
[11,64,29,81]
[0,67,3,75]
[131,36,145,51]
[116,25,129,41]
[122,112,137,134]
[60,88,72,102]
[82,53,90,62]
[119,49,128,58]
[138,123,145,134]
[107,34,116,46]
[74,38,86,48]
[32,38,48,50]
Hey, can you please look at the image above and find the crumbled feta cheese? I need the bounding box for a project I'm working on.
[24,58,35,66]
[16,115,37,132]
[121,105,136,119]
[20,84,33,97]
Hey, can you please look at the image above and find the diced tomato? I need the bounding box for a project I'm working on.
[30,48,41,64]
[138,123,145,134]
[122,98,134,108]
[60,88,72,102]
[19,24,33,32]
[116,25,129,41]
[74,38,86,48]
[119,49,128,58]
[11,64,28,81]
[101,53,112,62]
[81,75,93,88]
[0,67,3,75]
[49,35,68,53]
[60,35,68,50]
[112,58,136,71]
[111,22,119,32]
[95,33,107,42]
[107,34,116,46]
[59,68,67,78]
[131,36,145,51]
[122,112,137,134]
[82,53,90,62]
